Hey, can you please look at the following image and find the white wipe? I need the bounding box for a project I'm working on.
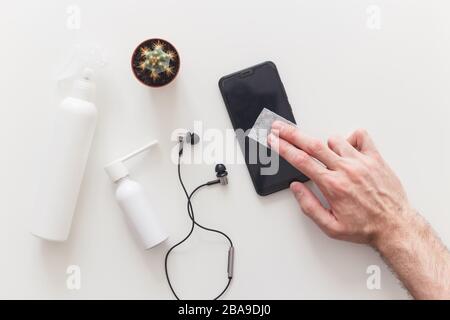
[248,108,297,148]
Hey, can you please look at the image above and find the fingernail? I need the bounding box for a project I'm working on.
[267,133,276,145]
[272,121,284,130]
[290,182,303,195]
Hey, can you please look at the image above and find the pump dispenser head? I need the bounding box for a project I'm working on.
[105,140,158,182]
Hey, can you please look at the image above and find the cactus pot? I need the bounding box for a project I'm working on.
[131,38,180,88]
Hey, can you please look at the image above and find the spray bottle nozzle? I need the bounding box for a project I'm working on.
[71,67,96,102]
[54,43,107,82]
[82,68,94,81]
[105,140,158,183]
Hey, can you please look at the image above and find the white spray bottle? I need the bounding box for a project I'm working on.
[31,68,98,241]
[104,141,168,249]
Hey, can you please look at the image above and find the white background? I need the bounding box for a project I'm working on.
[1,0,449,299]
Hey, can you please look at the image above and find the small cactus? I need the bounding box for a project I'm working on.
[132,39,180,87]
[139,41,176,80]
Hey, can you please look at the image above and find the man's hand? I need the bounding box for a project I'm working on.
[268,123,411,245]
[268,121,450,299]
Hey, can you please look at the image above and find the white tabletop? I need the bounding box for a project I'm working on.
[1,0,450,299]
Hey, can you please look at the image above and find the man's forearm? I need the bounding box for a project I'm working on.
[374,210,450,299]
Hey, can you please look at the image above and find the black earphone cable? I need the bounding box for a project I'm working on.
[163,182,207,300]
[177,151,234,248]
[164,150,234,300]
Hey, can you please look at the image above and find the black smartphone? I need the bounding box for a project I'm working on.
[219,61,309,196]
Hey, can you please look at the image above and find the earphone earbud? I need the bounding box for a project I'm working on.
[215,164,228,185]
[186,132,200,145]
[178,132,200,155]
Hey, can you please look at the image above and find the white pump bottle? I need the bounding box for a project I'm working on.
[104,141,168,249]
[31,68,98,241]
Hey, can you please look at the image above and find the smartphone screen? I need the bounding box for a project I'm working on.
[219,61,309,196]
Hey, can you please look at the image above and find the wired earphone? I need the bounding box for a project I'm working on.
[164,132,235,300]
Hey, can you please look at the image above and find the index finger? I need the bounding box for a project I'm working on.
[268,133,329,183]
[271,121,341,170]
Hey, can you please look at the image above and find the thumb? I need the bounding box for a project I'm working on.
[290,182,341,238]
